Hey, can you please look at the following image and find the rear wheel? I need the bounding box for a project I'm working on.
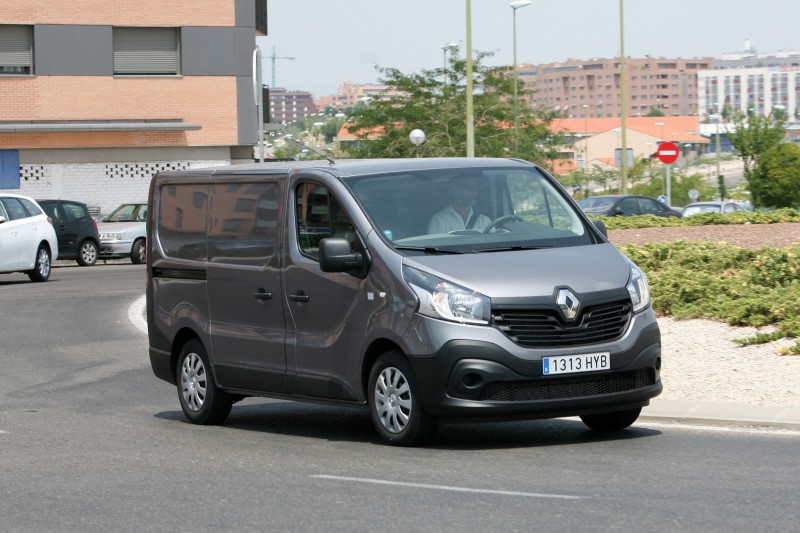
[176,339,232,425]
[131,238,146,264]
[76,240,98,267]
[580,407,641,431]
[368,351,438,446]
[27,245,52,282]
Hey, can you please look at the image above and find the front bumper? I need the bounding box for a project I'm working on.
[99,240,133,258]
[407,321,662,420]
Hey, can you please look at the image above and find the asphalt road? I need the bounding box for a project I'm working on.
[1,265,799,532]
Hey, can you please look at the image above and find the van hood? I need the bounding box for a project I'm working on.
[403,243,631,298]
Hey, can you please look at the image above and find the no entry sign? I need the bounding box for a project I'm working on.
[656,141,679,164]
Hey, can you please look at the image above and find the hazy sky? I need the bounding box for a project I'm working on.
[258,0,800,99]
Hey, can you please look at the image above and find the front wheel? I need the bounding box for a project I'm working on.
[76,240,98,266]
[176,339,232,425]
[131,238,146,264]
[368,351,438,446]
[27,245,52,282]
[580,407,641,431]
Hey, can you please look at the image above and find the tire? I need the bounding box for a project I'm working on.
[176,339,232,425]
[580,407,642,431]
[27,245,52,282]
[76,240,98,267]
[131,238,146,264]
[368,351,438,446]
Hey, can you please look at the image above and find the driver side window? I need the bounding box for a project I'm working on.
[296,183,357,259]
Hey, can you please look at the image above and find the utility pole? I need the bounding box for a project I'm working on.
[270,46,295,88]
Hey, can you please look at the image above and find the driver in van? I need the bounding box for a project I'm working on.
[427,174,492,234]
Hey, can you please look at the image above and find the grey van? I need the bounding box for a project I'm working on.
[146,158,662,446]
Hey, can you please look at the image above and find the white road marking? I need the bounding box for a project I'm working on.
[128,294,148,335]
[637,421,800,437]
[311,475,583,500]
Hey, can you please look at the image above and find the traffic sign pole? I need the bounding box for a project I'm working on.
[656,142,680,206]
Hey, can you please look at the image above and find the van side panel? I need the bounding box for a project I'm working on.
[205,176,288,393]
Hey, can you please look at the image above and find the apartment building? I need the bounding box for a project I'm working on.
[317,82,407,111]
[268,88,318,124]
[0,0,267,214]
[698,45,800,120]
[519,56,713,119]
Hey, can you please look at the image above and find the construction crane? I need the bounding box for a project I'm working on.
[269,46,295,88]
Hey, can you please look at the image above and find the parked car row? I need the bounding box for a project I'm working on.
[1,193,147,282]
[577,195,751,219]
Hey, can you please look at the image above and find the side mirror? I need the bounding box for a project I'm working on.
[0,215,6,224]
[319,238,364,274]
[592,219,608,238]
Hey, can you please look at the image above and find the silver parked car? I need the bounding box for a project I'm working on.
[0,193,59,281]
[681,201,749,217]
[97,203,147,264]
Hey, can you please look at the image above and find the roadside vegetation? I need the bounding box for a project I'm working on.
[607,214,800,354]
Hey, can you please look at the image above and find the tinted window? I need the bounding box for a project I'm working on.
[638,198,663,214]
[62,202,87,222]
[296,183,356,259]
[617,197,639,216]
[1,198,28,220]
[158,183,209,261]
[208,181,281,265]
[18,198,42,217]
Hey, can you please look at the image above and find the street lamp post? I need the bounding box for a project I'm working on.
[510,0,532,152]
[409,129,426,157]
[465,0,475,157]
[618,0,628,193]
[654,121,664,143]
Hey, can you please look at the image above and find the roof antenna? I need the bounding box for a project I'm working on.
[285,138,335,165]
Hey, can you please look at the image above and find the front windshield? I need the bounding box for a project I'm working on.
[105,204,147,222]
[346,167,592,254]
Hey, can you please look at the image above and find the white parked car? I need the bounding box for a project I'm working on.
[97,203,148,264]
[0,193,59,282]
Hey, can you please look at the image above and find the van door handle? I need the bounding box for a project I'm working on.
[253,289,273,300]
[289,290,310,303]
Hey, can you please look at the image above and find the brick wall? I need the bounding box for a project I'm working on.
[2,1,236,26]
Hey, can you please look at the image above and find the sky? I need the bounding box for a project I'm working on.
[258,0,800,100]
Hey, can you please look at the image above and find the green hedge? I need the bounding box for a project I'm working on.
[621,241,800,354]
[593,208,800,230]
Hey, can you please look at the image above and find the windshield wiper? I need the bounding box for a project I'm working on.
[473,245,552,253]
[393,246,465,255]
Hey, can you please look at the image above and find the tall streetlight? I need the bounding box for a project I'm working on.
[466,0,475,157]
[654,121,664,143]
[511,0,531,152]
[712,102,721,194]
[442,42,459,87]
[618,0,628,193]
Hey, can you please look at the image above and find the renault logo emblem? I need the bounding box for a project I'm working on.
[557,289,580,320]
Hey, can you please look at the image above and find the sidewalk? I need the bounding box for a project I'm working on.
[643,399,800,430]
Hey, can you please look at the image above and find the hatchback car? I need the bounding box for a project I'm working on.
[681,201,748,217]
[38,200,100,266]
[0,193,59,281]
[578,195,682,218]
[96,203,148,264]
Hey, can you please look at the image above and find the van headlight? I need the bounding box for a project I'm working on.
[402,266,490,325]
[627,263,651,313]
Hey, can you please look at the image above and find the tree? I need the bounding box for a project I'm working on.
[756,143,800,208]
[727,110,786,208]
[342,49,565,163]
[645,107,665,117]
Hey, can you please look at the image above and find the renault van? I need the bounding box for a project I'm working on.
[146,158,662,446]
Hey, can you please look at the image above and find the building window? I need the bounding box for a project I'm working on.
[113,27,180,75]
[0,25,33,75]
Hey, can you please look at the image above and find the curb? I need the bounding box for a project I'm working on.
[643,399,800,430]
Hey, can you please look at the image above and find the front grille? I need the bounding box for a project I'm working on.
[479,369,654,402]
[493,300,631,348]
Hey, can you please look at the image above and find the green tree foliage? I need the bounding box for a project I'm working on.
[644,107,665,117]
[728,110,786,208]
[342,50,565,163]
[757,143,800,208]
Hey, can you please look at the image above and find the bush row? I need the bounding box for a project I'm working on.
[593,208,800,230]
[621,241,800,354]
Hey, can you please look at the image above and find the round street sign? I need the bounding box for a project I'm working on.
[656,141,679,164]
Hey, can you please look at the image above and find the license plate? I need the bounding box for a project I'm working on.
[543,352,610,375]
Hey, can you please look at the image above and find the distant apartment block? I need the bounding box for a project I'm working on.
[268,88,318,124]
[518,56,712,118]
[317,82,407,111]
[0,0,267,213]
[698,43,800,120]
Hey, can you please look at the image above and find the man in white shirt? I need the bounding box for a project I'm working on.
[427,175,492,234]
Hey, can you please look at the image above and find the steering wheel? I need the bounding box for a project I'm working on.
[483,215,525,233]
